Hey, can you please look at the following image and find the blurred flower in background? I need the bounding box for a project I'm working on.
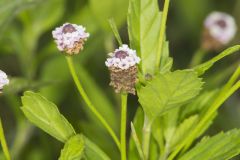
[0,70,9,92]
[202,11,237,51]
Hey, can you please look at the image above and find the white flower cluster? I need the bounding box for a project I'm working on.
[52,23,89,51]
[204,11,237,44]
[0,70,9,90]
[105,45,140,70]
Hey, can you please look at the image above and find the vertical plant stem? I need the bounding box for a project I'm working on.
[65,56,121,150]
[121,94,128,160]
[142,116,152,159]
[189,49,206,67]
[156,0,170,69]
[0,118,11,160]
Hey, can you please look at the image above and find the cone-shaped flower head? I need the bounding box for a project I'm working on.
[52,23,90,55]
[202,12,237,50]
[105,44,140,94]
[0,70,9,92]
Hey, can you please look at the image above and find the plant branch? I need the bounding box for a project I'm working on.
[65,56,121,150]
[0,118,11,160]
[121,94,128,160]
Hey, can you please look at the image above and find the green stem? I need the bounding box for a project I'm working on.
[189,49,206,67]
[131,122,145,160]
[142,116,152,160]
[0,118,11,160]
[121,94,128,160]
[65,56,121,150]
[156,0,170,69]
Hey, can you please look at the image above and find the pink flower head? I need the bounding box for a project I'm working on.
[52,23,90,55]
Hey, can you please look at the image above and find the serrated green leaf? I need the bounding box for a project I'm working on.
[170,115,198,150]
[59,135,85,160]
[128,0,163,75]
[179,129,240,160]
[138,70,203,121]
[21,91,76,142]
[193,45,240,76]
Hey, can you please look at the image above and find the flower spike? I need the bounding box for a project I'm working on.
[105,44,140,94]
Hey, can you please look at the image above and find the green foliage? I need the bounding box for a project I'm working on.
[128,0,163,75]
[21,91,76,142]
[179,129,240,160]
[193,45,240,76]
[59,135,85,160]
[83,137,111,160]
[89,0,128,30]
[138,70,203,121]
[169,115,198,150]
[1,0,240,159]
[129,108,145,160]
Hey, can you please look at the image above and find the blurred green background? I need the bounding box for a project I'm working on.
[0,0,239,159]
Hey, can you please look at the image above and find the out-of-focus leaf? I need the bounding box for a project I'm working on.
[89,0,128,30]
[39,56,70,103]
[179,129,240,160]
[19,0,64,42]
[138,70,203,122]
[59,135,85,160]
[0,0,37,38]
[21,91,76,142]
[193,45,240,76]
[128,0,162,75]
[3,77,52,94]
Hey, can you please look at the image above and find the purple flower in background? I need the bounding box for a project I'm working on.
[202,12,237,50]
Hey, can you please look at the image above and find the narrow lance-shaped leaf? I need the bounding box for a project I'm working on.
[21,91,76,142]
[179,129,240,160]
[193,45,240,76]
[138,70,203,122]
